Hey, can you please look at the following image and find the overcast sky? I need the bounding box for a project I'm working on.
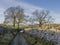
[0,0,60,24]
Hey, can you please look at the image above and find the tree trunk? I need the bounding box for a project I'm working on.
[39,22,42,27]
[18,19,20,31]
[39,22,43,29]
[13,16,16,29]
[18,22,19,30]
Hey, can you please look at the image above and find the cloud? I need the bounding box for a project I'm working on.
[50,11,60,24]
[0,8,5,14]
[0,0,60,24]
[0,0,43,23]
[0,7,5,23]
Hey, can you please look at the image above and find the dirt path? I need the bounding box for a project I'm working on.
[10,32,29,45]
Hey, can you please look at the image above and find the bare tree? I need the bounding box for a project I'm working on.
[46,16,55,29]
[32,9,49,27]
[47,16,54,24]
[4,7,16,28]
[4,6,24,29]
[16,6,24,30]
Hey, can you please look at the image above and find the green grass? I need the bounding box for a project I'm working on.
[23,33,56,45]
[0,30,17,45]
[0,34,13,45]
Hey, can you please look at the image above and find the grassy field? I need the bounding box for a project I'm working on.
[0,29,17,45]
[0,24,59,45]
[23,33,56,45]
[0,33,13,45]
